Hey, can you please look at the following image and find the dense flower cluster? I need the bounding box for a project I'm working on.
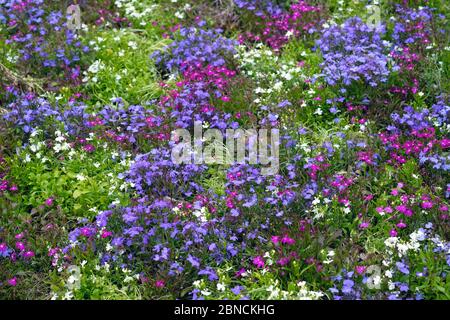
[0,0,89,89]
[381,95,449,172]
[316,17,390,86]
[238,1,322,51]
[233,0,282,17]
[152,24,237,73]
[1,1,449,300]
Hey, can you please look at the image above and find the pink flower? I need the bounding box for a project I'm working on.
[355,266,366,275]
[0,243,8,252]
[421,201,433,209]
[7,277,17,287]
[391,189,399,196]
[15,242,25,251]
[252,256,265,268]
[277,257,290,266]
[271,236,280,245]
[45,197,54,206]
[83,144,95,153]
[24,251,35,259]
[359,222,370,229]
[281,235,295,245]
[155,280,165,288]
[235,268,246,277]
[396,221,407,229]
[15,232,24,240]
[80,227,94,237]
[48,248,59,257]
[101,230,113,238]
[389,229,398,237]
[396,205,413,217]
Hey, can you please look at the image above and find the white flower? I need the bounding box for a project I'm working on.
[285,30,294,38]
[75,174,86,181]
[127,41,138,50]
[88,60,104,74]
[63,291,74,300]
[174,11,184,19]
[193,280,201,288]
[201,290,211,296]
[273,81,283,91]
[384,237,398,248]
[217,283,226,291]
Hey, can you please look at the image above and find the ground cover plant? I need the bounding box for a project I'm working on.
[0,0,449,300]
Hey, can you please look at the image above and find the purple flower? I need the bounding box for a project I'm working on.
[396,261,410,275]
[231,285,243,295]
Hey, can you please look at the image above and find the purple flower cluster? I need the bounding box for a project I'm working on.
[2,92,59,134]
[316,17,390,87]
[386,95,449,172]
[152,24,237,73]
[233,0,283,17]
[126,148,206,197]
[391,5,433,47]
[0,0,89,89]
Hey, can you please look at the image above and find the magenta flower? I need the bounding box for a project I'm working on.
[15,242,25,251]
[252,256,265,268]
[359,222,370,229]
[277,257,290,266]
[101,230,113,238]
[396,221,407,229]
[45,197,54,206]
[396,205,413,217]
[271,236,280,244]
[421,201,433,209]
[15,232,24,240]
[235,268,246,277]
[0,243,8,252]
[24,251,35,259]
[389,229,398,237]
[7,277,17,287]
[281,235,295,245]
[355,266,366,275]
[83,144,95,153]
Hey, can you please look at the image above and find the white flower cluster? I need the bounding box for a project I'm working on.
[266,279,324,300]
[114,0,158,25]
[236,44,305,104]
